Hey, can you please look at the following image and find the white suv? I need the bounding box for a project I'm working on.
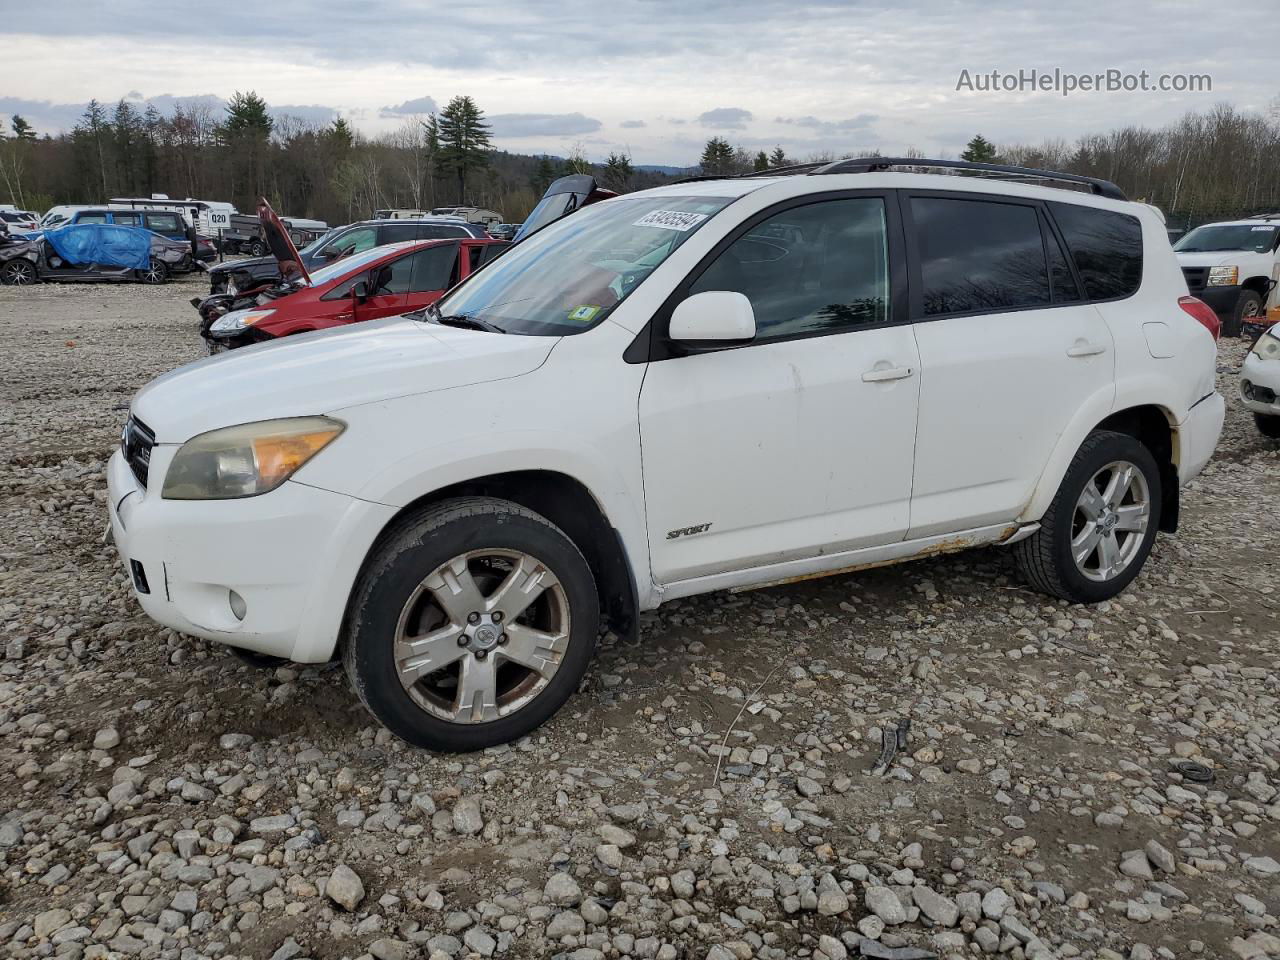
[108,159,1224,751]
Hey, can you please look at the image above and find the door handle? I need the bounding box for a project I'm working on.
[862,365,914,383]
[1066,341,1107,358]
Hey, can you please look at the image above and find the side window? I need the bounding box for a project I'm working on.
[912,197,1049,316]
[372,254,416,295]
[1048,201,1143,300]
[417,225,465,239]
[409,244,460,292]
[1044,217,1081,303]
[478,243,508,267]
[112,213,141,227]
[380,223,419,244]
[326,227,377,257]
[322,271,366,301]
[145,213,181,233]
[687,197,891,340]
[77,213,109,224]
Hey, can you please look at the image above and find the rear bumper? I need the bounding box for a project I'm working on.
[106,449,395,661]
[1177,393,1225,483]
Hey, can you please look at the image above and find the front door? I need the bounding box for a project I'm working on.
[902,192,1115,538]
[638,194,920,585]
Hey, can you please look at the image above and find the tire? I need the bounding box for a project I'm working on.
[342,497,599,751]
[1,259,37,285]
[1014,430,1162,604]
[249,240,265,257]
[137,258,167,284]
[1227,290,1263,338]
[1255,414,1280,439]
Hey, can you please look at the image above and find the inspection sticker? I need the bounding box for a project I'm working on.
[633,210,708,232]
[567,304,602,323]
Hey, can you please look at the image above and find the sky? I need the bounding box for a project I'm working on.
[2,0,1275,166]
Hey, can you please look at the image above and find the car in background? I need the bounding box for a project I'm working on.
[0,210,40,234]
[488,222,520,240]
[204,217,491,295]
[1174,216,1280,337]
[0,223,185,285]
[204,236,508,350]
[1240,326,1280,438]
[62,208,211,270]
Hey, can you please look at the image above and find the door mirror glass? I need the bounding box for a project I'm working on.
[669,290,756,342]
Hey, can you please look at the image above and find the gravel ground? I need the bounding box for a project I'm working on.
[1,276,1278,960]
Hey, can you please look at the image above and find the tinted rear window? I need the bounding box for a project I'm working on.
[912,197,1049,316]
[1048,202,1143,300]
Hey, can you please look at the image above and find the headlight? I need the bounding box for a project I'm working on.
[209,308,274,335]
[1253,330,1280,362]
[161,416,344,499]
[1207,266,1239,286]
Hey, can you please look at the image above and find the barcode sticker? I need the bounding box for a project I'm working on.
[633,210,708,232]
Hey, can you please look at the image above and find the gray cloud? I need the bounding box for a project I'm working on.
[777,113,878,135]
[698,107,753,130]
[620,119,647,129]
[488,112,602,137]
[380,96,439,118]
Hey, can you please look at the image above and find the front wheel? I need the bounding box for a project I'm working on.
[342,497,599,751]
[2,259,38,285]
[249,240,265,257]
[1227,290,1263,338]
[1015,430,1161,603]
[1255,413,1280,439]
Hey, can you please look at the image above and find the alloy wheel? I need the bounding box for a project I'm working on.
[1071,460,1151,582]
[394,549,570,723]
[4,260,36,285]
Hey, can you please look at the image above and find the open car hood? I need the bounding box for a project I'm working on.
[513,175,618,243]
[258,198,312,284]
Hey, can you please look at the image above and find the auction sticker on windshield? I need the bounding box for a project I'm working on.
[567,305,602,323]
[633,210,708,231]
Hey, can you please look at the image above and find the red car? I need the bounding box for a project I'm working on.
[203,237,507,350]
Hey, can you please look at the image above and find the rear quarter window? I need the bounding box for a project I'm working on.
[1048,202,1143,300]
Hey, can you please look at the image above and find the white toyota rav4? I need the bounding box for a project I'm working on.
[108,159,1224,750]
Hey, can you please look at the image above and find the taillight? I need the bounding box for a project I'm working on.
[1179,295,1220,341]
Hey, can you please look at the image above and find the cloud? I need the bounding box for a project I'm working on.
[379,96,439,118]
[488,112,602,137]
[271,103,339,125]
[620,119,646,129]
[698,107,753,130]
[777,113,879,134]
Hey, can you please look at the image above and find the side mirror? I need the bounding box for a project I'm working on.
[669,290,756,343]
[352,280,370,303]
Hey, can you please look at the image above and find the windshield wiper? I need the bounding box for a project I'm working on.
[435,313,506,334]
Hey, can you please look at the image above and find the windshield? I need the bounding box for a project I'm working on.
[434,195,733,336]
[1174,224,1280,253]
[305,246,398,286]
[297,229,334,255]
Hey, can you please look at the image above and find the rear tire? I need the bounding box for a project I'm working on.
[1015,430,1162,604]
[249,240,265,257]
[1255,413,1280,439]
[137,258,167,284]
[1227,290,1262,338]
[342,497,599,751]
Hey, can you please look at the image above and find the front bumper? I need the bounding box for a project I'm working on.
[1177,392,1225,484]
[1240,352,1280,417]
[106,449,395,661]
[1193,284,1242,317]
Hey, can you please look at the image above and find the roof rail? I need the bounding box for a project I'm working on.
[811,157,1127,201]
[1246,212,1280,220]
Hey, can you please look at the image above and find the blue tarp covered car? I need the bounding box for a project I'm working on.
[45,223,152,270]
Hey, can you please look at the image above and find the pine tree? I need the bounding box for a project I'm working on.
[699,137,735,176]
[329,117,354,148]
[602,151,633,191]
[531,155,555,193]
[960,134,999,163]
[223,91,274,137]
[222,91,274,207]
[73,100,111,198]
[753,151,769,172]
[769,146,787,167]
[437,95,491,201]
[10,116,37,142]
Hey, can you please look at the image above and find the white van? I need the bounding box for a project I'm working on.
[108,196,237,240]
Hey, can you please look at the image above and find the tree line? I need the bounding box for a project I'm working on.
[0,92,666,226]
[3,95,1280,230]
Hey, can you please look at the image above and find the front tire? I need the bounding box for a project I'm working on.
[1227,290,1263,338]
[2,259,37,285]
[342,497,599,751]
[1015,430,1161,603]
[1255,413,1280,439]
[249,240,265,257]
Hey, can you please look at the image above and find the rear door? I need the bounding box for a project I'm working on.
[903,192,1115,538]
[142,212,185,242]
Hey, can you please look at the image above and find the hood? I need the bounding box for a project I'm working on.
[133,316,557,443]
[1175,250,1263,268]
[209,254,274,276]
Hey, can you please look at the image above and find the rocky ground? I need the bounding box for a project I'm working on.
[0,274,1278,960]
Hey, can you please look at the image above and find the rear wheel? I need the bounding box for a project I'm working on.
[249,240,265,257]
[2,259,37,285]
[1015,430,1161,603]
[138,258,167,284]
[1255,413,1280,439]
[343,497,599,751]
[1227,290,1263,338]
